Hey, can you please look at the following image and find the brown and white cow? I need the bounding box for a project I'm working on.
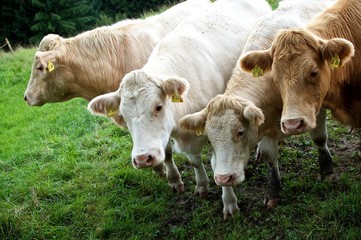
[179,0,335,219]
[241,0,360,135]
[24,0,211,106]
[88,0,271,211]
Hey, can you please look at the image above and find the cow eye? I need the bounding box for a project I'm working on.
[237,129,244,137]
[155,105,162,112]
[36,66,44,71]
[310,70,318,78]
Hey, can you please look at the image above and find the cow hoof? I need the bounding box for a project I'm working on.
[223,206,240,220]
[194,186,209,199]
[264,198,279,208]
[170,181,185,193]
[318,173,338,182]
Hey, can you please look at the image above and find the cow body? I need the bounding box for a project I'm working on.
[88,0,271,214]
[24,0,211,106]
[180,0,335,218]
[241,0,360,134]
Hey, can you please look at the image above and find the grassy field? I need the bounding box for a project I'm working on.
[1,8,361,240]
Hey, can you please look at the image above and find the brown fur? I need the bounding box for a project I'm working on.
[300,0,361,127]
[243,0,361,128]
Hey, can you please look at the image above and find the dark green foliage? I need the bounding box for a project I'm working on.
[30,0,97,44]
[98,0,178,23]
[0,0,36,46]
[0,0,180,47]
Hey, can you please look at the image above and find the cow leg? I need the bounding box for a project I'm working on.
[187,153,209,199]
[164,142,185,193]
[152,163,166,178]
[222,186,239,220]
[257,135,281,208]
[310,107,334,180]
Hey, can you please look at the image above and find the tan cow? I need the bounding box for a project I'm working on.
[24,0,211,106]
[88,0,272,215]
[240,0,360,135]
[179,0,335,218]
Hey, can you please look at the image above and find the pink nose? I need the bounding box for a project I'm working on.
[133,153,154,168]
[215,173,236,186]
[282,118,306,134]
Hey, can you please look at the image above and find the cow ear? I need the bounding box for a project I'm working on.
[240,50,272,76]
[35,51,57,73]
[38,34,62,51]
[179,108,207,136]
[162,77,190,103]
[243,105,264,126]
[87,92,126,127]
[321,38,355,67]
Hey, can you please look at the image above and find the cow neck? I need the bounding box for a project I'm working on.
[224,69,282,139]
[61,24,152,101]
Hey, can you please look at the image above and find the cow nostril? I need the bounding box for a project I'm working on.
[299,119,304,128]
[147,155,153,164]
[24,95,27,101]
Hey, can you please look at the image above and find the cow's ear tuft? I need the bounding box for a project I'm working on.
[243,105,264,126]
[162,77,190,103]
[321,38,355,67]
[179,109,207,136]
[240,50,272,76]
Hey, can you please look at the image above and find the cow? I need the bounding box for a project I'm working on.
[87,0,272,214]
[240,0,360,135]
[24,0,211,106]
[179,0,335,219]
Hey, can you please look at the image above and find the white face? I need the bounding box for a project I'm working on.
[206,109,259,186]
[119,73,175,169]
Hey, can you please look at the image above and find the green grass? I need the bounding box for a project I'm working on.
[1,29,361,240]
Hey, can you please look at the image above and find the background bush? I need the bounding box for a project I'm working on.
[0,0,179,46]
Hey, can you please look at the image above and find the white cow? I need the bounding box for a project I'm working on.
[24,0,211,106]
[88,0,271,212]
[179,0,336,219]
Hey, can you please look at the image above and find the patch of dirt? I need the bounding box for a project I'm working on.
[159,117,360,235]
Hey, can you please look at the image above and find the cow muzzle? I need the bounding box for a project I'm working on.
[281,117,308,135]
[215,173,242,186]
[132,153,156,168]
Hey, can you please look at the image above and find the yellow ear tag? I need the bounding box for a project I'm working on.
[195,127,205,136]
[172,93,183,103]
[106,108,118,117]
[330,54,340,68]
[252,65,263,77]
[47,61,55,72]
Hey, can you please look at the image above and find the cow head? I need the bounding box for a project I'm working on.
[88,70,189,169]
[179,94,264,186]
[24,35,75,106]
[240,28,354,135]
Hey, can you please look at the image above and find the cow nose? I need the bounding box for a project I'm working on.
[133,153,154,168]
[282,118,305,134]
[215,173,237,186]
[24,95,28,102]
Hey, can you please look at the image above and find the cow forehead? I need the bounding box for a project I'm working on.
[207,109,242,129]
[272,29,320,61]
[120,72,162,100]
